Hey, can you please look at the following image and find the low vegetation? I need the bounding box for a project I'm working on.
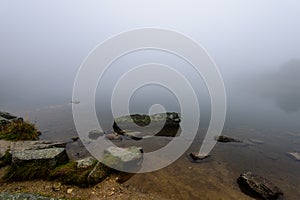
[0,119,40,141]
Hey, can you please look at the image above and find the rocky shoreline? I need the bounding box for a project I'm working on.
[0,111,287,199]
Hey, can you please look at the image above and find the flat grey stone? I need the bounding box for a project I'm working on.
[12,148,66,161]
[104,146,143,163]
[102,146,143,171]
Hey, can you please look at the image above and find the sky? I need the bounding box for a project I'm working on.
[0,0,299,123]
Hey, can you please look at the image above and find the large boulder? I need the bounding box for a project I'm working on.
[113,112,181,137]
[237,171,283,199]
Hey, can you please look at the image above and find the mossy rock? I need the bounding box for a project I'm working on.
[51,161,98,187]
[3,159,54,181]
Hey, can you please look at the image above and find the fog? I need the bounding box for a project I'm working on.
[0,1,299,129]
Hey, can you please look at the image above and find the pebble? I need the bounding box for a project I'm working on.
[52,183,62,191]
[67,188,73,194]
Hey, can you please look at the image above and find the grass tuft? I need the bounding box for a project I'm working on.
[0,119,40,141]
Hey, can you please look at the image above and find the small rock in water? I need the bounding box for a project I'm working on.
[189,152,210,162]
[88,130,105,140]
[125,132,143,140]
[237,171,283,199]
[71,137,79,142]
[105,133,122,141]
[287,152,300,161]
[70,101,80,104]
[215,135,242,143]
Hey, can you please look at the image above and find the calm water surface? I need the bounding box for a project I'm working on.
[13,100,300,200]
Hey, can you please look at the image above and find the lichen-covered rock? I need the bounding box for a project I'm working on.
[0,192,62,200]
[76,156,96,169]
[10,140,66,152]
[237,171,283,199]
[12,148,68,166]
[102,146,143,171]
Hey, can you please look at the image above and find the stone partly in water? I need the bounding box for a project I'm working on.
[0,111,22,126]
[113,112,181,137]
[215,135,242,143]
[0,192,62,200]
[102,146,143,172]
[105,133,122,141]
[287,152,300,161]
[0,111,17,120]
[88,130,105,140]
[237,171,283,200]
[188,153,210,162]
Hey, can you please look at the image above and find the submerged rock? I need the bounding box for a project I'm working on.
[215,135,242,143]
[287,152,300,161]
[188,152,210,162]
[248,138,264,145]
[237,171,283,199]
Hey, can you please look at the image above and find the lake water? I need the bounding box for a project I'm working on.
[11,97,300,200]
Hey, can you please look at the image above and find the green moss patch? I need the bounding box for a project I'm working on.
[50,161,97,187]
[0,151,12,168]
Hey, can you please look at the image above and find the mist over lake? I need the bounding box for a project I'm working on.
[1,1,300,199]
